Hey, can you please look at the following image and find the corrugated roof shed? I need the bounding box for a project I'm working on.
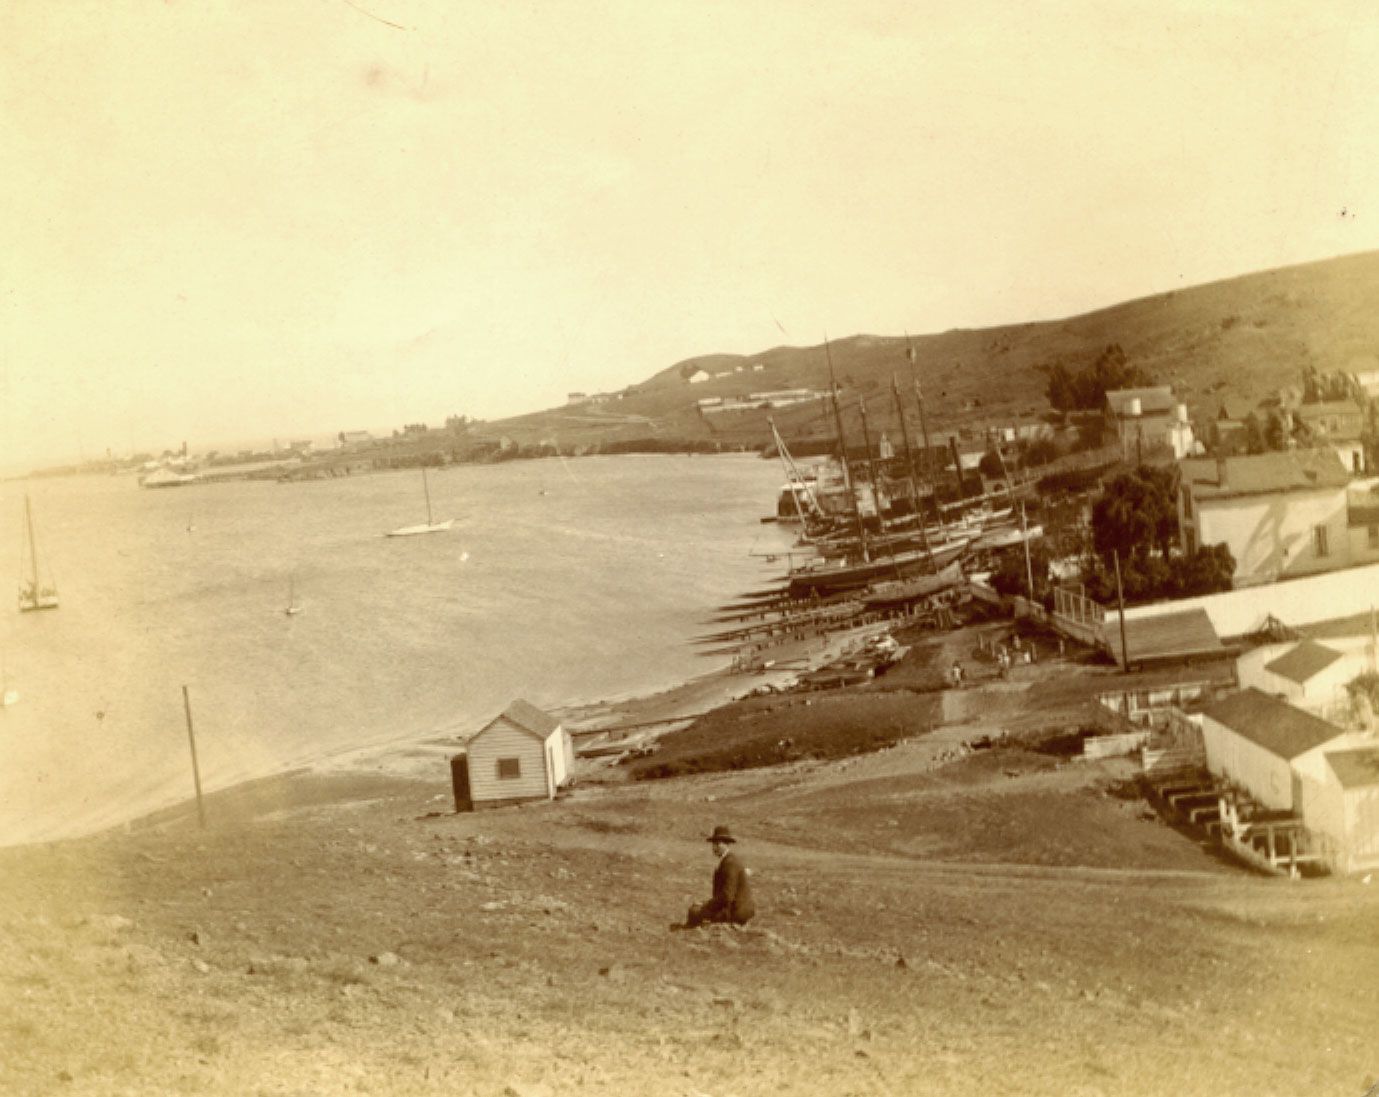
[1327,748,1379,790]
[1264,640,1344,685]
[1179,449,1350,499]
[1202,688,1346,761]
[1105,608,1224,667]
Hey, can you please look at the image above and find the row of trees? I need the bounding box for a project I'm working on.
[1045,344,1154,412]
[989,464,1235,607]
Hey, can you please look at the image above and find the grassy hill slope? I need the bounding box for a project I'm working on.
[480,250,1379,453]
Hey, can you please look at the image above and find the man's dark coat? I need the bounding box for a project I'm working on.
[703,850,755,925]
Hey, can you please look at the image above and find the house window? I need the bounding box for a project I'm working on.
[1313,525,1329,558]
[496,757,521,779]
[1182,488,1192,520]
[1369,524,1379,549]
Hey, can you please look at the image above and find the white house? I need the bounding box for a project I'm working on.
[1233,639,1353,715]
[1105,387,1196,460]
[463,699,574,810]
[1200,688,1357,812]
[687,369,712,384]
[1294,400,1367,474]
[1346,481,1379,566]
[1299,747,1379,873]
[1177,449,1353,586]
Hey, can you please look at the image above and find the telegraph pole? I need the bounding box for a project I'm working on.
[1113,551,1130,673]
[182,685,207,828]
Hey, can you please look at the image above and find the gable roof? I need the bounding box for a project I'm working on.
[1327,748,1379,790]
[1264,640,1344,685]
[475,699,562,742]
[1202,688,1346,760]
[1179,449,1350,500]
[1105,387,1176,418]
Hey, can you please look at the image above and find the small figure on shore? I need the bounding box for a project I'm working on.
[680,825,755,929]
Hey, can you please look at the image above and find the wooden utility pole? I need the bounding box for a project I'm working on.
[1020,501,1035,602]
[182,685,206,828]
[1113,551,1130,673]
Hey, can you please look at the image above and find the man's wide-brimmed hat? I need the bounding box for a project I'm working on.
[706,825,736,844]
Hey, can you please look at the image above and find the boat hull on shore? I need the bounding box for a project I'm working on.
[786,536,971,598]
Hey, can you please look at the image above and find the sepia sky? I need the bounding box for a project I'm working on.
[4,0,1379,469]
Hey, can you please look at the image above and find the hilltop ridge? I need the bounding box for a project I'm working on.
[484,249,1379,453]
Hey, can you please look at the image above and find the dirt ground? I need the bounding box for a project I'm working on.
[2,624,1377,1097]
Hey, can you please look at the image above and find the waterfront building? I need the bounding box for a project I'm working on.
[460,700,573,811]
[1177,449,1353,585]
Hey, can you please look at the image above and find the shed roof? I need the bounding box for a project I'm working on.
[1105,608,1224,666]
[1179,449,1350,500]
[1264,640,1344,685]
[476,699,562,742]
[1105,387,1176,418]
[1201,688,1346,761]
[1326,748,1379,790]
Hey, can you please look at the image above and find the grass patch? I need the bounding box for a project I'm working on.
[630,692,940,780]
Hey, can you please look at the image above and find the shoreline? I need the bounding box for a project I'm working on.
[306,619,897,786]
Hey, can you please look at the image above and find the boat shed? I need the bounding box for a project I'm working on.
[463,700,574,810]
[1200,689,1354,812]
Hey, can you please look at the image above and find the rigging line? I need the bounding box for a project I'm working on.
[338,0,411,31]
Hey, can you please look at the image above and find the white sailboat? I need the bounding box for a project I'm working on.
[18,495,58,612]
[386,465,455,537]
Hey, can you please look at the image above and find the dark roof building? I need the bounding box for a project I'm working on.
[1263,640,1344,685]
[1179,449,1350,500]
[1201,688,1346,761]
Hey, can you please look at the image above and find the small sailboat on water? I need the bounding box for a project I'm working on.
[386,464,455,537]
[18,495,58,612]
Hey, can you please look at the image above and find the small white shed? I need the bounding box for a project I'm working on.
[1200,689,1352,812]
[464,699,574,810]
[1298,748,1379,874]
[1261,640,1350,705]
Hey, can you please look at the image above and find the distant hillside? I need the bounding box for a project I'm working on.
[478,250,1379,454]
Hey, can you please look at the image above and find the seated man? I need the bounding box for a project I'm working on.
[683,825,755,928]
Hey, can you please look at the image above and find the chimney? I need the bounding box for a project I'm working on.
[1215,455,1228,487]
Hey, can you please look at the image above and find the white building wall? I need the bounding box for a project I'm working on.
[1109,559,1379,641]
[1194,486,1348,586]
[467,719,550,803]
[1343,786,1379,870]
[1200,716,1296,810]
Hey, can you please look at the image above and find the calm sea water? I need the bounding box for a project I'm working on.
[0,455,794,845]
